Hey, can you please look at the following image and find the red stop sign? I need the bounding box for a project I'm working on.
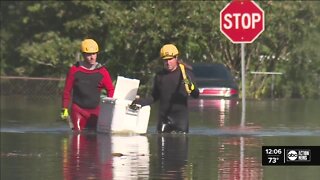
[220,1,264,43]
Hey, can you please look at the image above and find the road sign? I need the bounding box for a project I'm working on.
[220,0,264,43]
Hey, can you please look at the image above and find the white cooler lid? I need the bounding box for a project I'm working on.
[113,76,140,101]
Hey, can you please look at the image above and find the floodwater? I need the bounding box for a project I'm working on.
[1,96,320,180]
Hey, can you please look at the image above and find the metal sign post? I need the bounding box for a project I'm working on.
[241,43,246,126]
[220,1,265,126]
[250,71,283,98]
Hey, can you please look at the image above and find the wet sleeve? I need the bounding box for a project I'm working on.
[187,69,200,98]
[101,68,115,98]
[62,67,75,108]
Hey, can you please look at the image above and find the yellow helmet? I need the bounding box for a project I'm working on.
[160,44,179,60]
[81,39,99,53]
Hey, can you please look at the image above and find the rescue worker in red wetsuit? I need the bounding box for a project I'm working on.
[61,39,114,131]
[131,44,199,133]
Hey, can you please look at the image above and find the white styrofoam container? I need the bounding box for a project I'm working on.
[97,97,150,134]
[97,76,150,134]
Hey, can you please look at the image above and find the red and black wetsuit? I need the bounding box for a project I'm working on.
[138,65,199,133]
[62,62,114,131]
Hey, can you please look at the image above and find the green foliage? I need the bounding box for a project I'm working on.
[18,32,80,76]
[1,1,319,98]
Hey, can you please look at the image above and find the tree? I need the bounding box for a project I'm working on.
[1,1,319,98]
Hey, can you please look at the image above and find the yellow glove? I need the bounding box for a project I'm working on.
[60,108,69,120]
[187,80,195,91]
[183,79,195,91]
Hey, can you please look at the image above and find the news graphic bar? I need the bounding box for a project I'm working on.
[262,146,320,166]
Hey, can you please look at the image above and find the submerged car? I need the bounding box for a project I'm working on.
[191,63,239,98]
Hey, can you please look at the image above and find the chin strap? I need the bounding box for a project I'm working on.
[78,61,101,70]
[179,63,194,95]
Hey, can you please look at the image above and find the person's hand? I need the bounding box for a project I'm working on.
[131,95,141,106]
[129,99,142,110]
[184,78,195,91]
[188,81,195,91]
[60,108,69,120]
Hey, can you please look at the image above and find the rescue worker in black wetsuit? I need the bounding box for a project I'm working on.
[131,44,199,133]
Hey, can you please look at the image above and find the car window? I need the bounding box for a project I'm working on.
[192,65,230,79]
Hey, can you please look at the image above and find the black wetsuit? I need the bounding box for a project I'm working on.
[138,66,199,133]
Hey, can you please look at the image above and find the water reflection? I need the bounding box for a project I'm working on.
[157,134,190,180]
[189,98,238,110]
[62,133,113,180]
[218,137,263,180]
[189,98,239,127]
[190,98,263,180]
[111,135,150,179]
[62,133,150,180]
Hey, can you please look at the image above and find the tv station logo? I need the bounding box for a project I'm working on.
[286,149,311,162]
[262,146,320,166]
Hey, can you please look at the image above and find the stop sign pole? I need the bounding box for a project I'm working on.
[240,43,246,126]
[220,0,264,125]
